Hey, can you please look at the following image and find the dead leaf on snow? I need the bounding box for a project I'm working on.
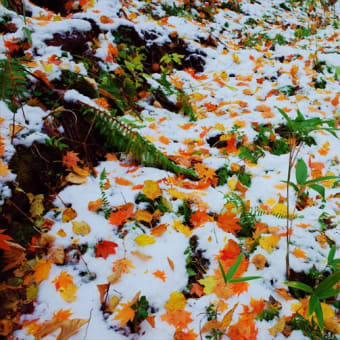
[2,241,26,272]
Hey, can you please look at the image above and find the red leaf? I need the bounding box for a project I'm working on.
[96,241,118,259]
[0,230,13,250]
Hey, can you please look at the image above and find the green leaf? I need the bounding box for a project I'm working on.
[308,184,325,199]
[282,180,299,192]
[284,281,313,294]
[314,298,323,331]
[315,271,340,296]
[229,276,261,283]
[317,289,340,300]
[218,260,228,284]
[276,107,293,130]
[296,159,308,185]
[307,294,318,317]
[226,253,243,282]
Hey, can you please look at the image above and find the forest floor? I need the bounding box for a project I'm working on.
[0,0,340,339]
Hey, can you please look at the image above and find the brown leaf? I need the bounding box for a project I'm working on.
[107,263,124,284]
[50,246,65,265]
[65,173,87,184]
[2,241,26,272]
[167,257,175,271]
[97,284,109,305]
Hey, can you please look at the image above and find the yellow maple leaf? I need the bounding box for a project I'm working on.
[198,276,218,295]
[164,292,186,311]
[113,258,135,274]
[113,301,135,326]
[134,234,156,246]
[259,235,281,253]
[142,180,162,200]
[33,259,51,285]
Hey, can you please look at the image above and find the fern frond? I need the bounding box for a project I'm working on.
[253,208,297,219]
[99,168,111,218]
[0,57,29,111]
[78,101,197,178]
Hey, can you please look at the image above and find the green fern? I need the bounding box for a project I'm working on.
[80,105,197,178]
[99,168,111,218]
[0,57,29,111]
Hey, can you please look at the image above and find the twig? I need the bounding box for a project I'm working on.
[82,308,93,340]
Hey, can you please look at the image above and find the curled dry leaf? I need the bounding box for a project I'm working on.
[107,262,124,284]
[50,246,65,265]
[35,318,89,340]
[29,194,44,218]
[251,254,267,270]
[62,208,77,223]
[106,295,121,313]
[1,241,26,272]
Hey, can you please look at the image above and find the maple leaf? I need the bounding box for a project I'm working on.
[292,247,307,258]
[153,270,166,282]
[0,230,13,250]
[1,241,26,271]
[219,239,240,261]
[227,314,258,340]
[33,259,51,285]
[189,283,204,297]
[62,151,80,168]
[142,180,162,200]
[160,310,193,329]
[113,301,135,326]
[62,207,77,223]
[174,328,197,340]
[113,258,135,273]
[217,212,241,235]
[251,254,267,270]
[96,240,118,259]
[108,203,134,226]
[190,210,210,228]
[52,271,78,303]
[53,309,73,320]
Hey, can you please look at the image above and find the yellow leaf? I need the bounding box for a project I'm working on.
[259,235,280,253]
[172,220,192,237]
[221,303,239,330]
[198,276,218,295]
[201,320,221,334]
[33,259,51,284]
[271,203,288,217]
[130,250,152,261]
[322,172,336,188]
[29,194,44,218]
[232,53,240,64]
[52,271,78,303]
[142,180,162,200]
[227,177,238,191]
[62,208,77,223]
[0,160,9,176]
[164,292,186,311]
[113,302,135,326]
[134,234,155,246]
[167,188,187,201]
[268,317,286,336]
[324,318,340,334]
[65,172,87,184]
[9,124,25,137]
[72,221,91,236]
[106,296,121,313]
[135,210,153,223]
[107,262,124,284]
[57,229,66,237]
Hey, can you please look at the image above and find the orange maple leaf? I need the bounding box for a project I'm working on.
[108,203,134,226]
[230,281,249,295]
[96,240,118,259]
[190,210,210,228]
[113,302,135,326]
[160,310,193,329]
[227,315,258,340]
[219,239,240,261]
[174,328,198,340]
[153,270,166,282]
[53,309,73,320]
[33,259,51,285]
[0,229,13,250]
[189,283,204,297]
[217,212,241,235]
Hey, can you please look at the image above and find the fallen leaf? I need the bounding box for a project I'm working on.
[165,291,186,310]
[0,230,13,251]
[50,246,65,265]
[268,317,286,336]
[97,284,109,304]
[88,198,103,211]
[259,235,280,253]
[53,309,73,320]
[29,194,44,218]
[72,221,91,236]
[292,247,306,259]
[135,210,153,224]
[62,152,80,168]
[106,296,121,313]
[251,254,267,270]
[33,259,51,285]
[35,318,88,340]
[52,271,78,303]
[198,276,218,295]
[134,234,155,246]
[167,257,175,271]
[65,172,87,184]
[114,177,133,186]
[160,310,193,329]
[107,262,124,284]
[142,180,162,200]
[108,203,134,226]
[62,208,77,223]
[113,301,135,326]
[130,250,152,261]
[189,283,204,297]
[153,270,166,282]
[113,258,135,273]
[150,224,168,237]
[96,240,118,259]
[217,212,241,235]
